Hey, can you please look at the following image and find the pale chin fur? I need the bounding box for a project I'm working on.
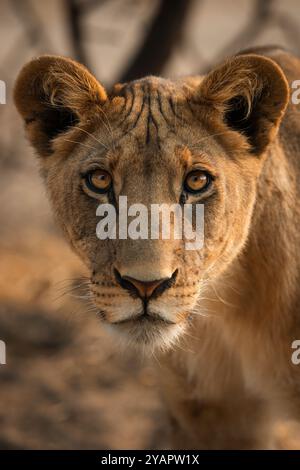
[104,319,187,355]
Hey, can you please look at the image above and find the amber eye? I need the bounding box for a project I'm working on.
[84,169,112,194]
[184,170,211,194]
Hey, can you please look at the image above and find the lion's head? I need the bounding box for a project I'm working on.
[14,53,289,351]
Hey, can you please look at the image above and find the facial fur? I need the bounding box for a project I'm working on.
[14,54,289,352]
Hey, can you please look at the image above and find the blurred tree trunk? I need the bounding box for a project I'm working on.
[66,0,110,66]
[66,0,87,65]
[120,0,194,82]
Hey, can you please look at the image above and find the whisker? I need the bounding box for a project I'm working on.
[63,139,99,151]
[72,125,109,150]
[98,108,115,150]
[173,340,194,354]
[151,350,163,368]
[210,282,237,308]
[52,276,91,303]
[189,307,213,317]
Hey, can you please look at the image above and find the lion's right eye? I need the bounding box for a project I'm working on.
[84,169,112,194]
[184,170,211,194]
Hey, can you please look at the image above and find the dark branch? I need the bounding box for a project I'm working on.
[120,0,194,83]
[65,0,88,66]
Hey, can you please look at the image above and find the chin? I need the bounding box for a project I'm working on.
[105,315,187,354]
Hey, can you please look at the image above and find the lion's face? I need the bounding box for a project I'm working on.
[14,54,288,351]
[44,116,262,351]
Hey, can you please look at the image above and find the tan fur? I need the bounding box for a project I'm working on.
[14,47,300,448]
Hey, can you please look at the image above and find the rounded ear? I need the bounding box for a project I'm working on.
[14,55,107,156]
[197,54,289,155]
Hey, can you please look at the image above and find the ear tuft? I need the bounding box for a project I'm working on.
[14,55,107,156]
[197,54,289,155]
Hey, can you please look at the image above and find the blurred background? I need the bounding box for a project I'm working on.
[0,0,300,450]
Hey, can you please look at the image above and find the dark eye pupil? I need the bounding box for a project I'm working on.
[184,170,211,193]
[92,173,108,184]
[84,170,112,194]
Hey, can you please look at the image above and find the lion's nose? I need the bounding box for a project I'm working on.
[123,277,166,299]
[114,269,178,300]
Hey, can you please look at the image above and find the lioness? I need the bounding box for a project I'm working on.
[14,46,300,449]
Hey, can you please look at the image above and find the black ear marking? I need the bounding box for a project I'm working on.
[197,54,289,156]
[38,106,79,141]
[224,94,261,153]
[14,55,107,158]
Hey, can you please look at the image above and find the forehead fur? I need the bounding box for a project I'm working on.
[108,76,203,148]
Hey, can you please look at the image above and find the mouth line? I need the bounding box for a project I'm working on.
[110,312,176,326]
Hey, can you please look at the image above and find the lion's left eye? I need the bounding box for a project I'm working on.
[84,169,112,194]
[184,170,211,193]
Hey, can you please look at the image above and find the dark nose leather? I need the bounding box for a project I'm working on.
[114,269,178,300]
[123,277,166,298]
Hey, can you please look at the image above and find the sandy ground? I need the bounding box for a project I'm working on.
[0,230,168,449]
